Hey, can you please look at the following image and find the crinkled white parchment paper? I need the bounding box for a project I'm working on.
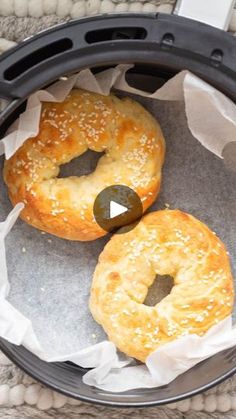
[0,65,235,392]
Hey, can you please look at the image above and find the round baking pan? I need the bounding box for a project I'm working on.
[0,13,235,407]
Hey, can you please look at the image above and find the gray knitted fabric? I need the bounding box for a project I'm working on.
[0,1,236,418]
[0,0,235,45]
[0,16,70,42]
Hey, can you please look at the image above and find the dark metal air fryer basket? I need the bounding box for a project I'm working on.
[0,13,235,407]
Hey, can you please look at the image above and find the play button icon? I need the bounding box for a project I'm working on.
[93,185,143,234]
[109,201,128,219]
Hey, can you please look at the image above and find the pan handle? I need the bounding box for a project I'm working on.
[0,13,236,103]
[174,0,235,30]
[0,14,159,101]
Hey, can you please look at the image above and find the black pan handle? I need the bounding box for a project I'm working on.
[0,14,155,100]
[0,13,236,102]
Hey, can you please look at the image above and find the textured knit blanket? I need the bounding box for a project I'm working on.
[0,1,236,418]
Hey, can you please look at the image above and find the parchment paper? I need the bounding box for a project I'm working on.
[0,66,235,392]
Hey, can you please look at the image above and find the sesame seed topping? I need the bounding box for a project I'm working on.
[195,315,205,322]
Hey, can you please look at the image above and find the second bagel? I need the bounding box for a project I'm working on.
[90,209,234,362]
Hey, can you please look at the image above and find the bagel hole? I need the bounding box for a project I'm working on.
[144,275,174,306]
[58,150,104,178]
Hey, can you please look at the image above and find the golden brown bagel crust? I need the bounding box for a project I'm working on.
[3,89,165,241]
[89,210,234,362]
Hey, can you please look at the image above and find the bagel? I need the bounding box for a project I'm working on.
[89,209,234,362]
[3,89,165,241]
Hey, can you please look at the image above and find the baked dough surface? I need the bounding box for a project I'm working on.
[90,209,234,362]
[4,89,165,241]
